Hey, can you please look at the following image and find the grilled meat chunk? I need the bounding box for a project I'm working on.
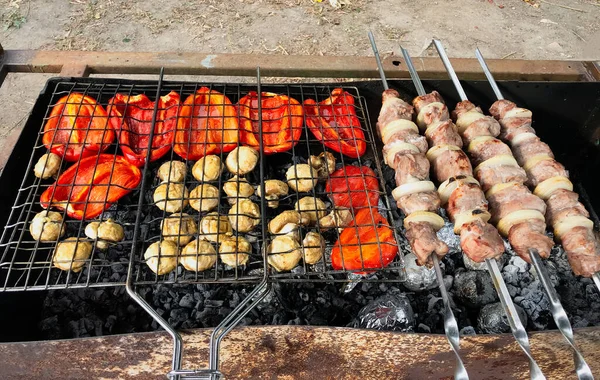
[426,120,463,148]
[526,159,568,187]
[512,137,554,166]
[475,165,528,191]
[378,89,413,128]
[405,221,449,266]
[451,100,482,119]
[431,149,472,183]
[489,99,517,120]
[384,129,428,154]
[508,219,554,261]
[459,219,505,262]
[447,183,488,219]
[562,226,600,277]
[461,117,501,145]
[487,183,546,224]
[412,91,445,113]
[396,191,441,215]
[394,153,430,186]
[468,138,512,166]
[500,122,536,142]
[545,189,589,227]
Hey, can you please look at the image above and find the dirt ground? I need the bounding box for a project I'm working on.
[0,0,599,156]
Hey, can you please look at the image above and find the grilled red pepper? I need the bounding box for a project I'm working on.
[325,165,380,211]
[42,93,114,161]
[108,92,180,167]
[331,208,398,273]
[238,92,303,154]
[40,154,142,220]
[174,88,238,160]
[304,88,366,158]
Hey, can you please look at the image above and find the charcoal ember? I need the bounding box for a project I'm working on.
[478,302,527,334]
[169,308,190,327]
[514,282,551,330]
[453,269,498,308]
[417,323,431,333]
[179,294,195,309]
[402,253,438,292]
[353,292,415,332]
[463,253,506,271]
[39,315,60,340]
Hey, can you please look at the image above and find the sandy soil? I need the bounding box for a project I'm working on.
[0,0,599,155]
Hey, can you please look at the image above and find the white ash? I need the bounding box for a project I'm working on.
[402,253,438,292]
[478,302,527,334]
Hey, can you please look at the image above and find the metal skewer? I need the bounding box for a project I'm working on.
[433,39,545,380]
[367,31,468,380]
[475,48,594,380]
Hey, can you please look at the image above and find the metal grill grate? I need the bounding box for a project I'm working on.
[0,77,407,291]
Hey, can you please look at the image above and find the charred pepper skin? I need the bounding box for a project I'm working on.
[331,208,398,273]
[108,92,180,167]
[43,93,115,161]
[40,154,142,220]
[238,91,304,154]
[304,88,367,158]
[174,88,239,160]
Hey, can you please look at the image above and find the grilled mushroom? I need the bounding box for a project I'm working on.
[219,236,251,267]
[286,164,318,192]
[256,179,289,208]
[302,231,325,265]
[52,237,93,272]
[268,210,310,241]
[226,146,259,175]
[160,212,197,246]
[34,153,61,179]
[308,151,336,178]
[144,240,178,275]
[180,238,217,272]
[85,219,125,249]
[223,176,255,205]
[199,212,233,242]
[267,235,302,272]
[192,155,224,182]
[189,184,220,212]
[294,197,327,225]
[30,210,65,242]
[154,183,189,213]
[157,161,187,183]
[318,207,353,232]
[228,199,260,233]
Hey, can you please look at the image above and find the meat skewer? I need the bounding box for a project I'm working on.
[407,43,545,380]
[474,48,594,380]
[368,31,467,380]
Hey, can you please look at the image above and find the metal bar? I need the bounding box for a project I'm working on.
[400,47,425,96]
[367,31,388,90]
[124,68,184,379]
[368,36,467,380]
[486,259,545,380]
[474,48,504,100]
[529,250,593,380]
[433,40,468,101]
[0,50,597,81]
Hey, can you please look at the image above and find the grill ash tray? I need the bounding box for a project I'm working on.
[0,77,599,294]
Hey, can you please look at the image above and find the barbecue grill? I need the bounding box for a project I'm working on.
[1,42,600,379]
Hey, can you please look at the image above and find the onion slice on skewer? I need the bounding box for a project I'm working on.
[553,216,594,240]
[392,181,436,200]
[523,154,554,172]
[383,142,420,166]
[403,211,445,231]
[453,210,492,234]
[497,209,545,236]
[381,119,419,144]
[426,144,461,162]
[416,102,445,129]
[438,175,480,204]
[503,107,532,120]
[456,110,485,133]
[534,176,573,200]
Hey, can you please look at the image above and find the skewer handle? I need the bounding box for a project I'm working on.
[400,47,426,97]
[474,48,505,100]
[432,255,469,380]
[432,40,468,101]
[367,31,389,90]
[486,258,546,380]
[529,250,593,380]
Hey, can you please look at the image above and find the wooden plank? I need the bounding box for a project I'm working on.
[0,50,597,81]
[0,326,598,379]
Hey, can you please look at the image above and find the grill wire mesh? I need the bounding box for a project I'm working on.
[0,78,408,291]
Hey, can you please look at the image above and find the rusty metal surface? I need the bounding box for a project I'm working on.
[0,326,599,379]
[0,49,598,81]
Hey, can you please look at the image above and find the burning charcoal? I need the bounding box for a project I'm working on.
[353,292,415,332]
[478,302,527,334]
[417,323,431,333]
[403,253,438,292]
[179,294,195,309]
[514,281,551,330]
[453,269,498,308]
